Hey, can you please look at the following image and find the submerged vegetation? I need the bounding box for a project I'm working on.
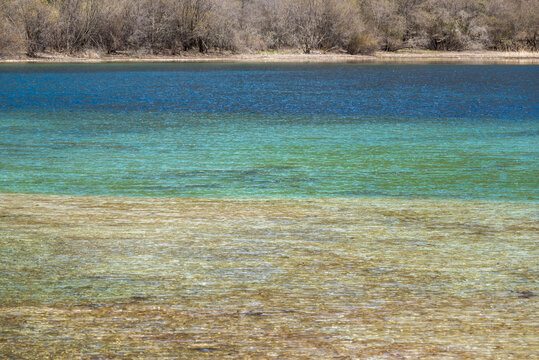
[1,194,538,358]
[0,0,537,57]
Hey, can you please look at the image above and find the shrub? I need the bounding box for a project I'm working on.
[347,32,378,55]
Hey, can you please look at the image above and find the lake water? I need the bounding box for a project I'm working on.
[1,63,537,199]
[0,63,538,358]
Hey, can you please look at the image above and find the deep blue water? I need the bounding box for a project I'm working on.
[1,63,538,118]
[0,63,537,199]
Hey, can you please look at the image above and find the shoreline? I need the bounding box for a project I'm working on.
[1,192,537,205]
[1,50,538,64]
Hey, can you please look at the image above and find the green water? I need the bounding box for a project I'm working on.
[0,111,537,199]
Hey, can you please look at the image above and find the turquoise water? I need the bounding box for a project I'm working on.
[0,63,538,200]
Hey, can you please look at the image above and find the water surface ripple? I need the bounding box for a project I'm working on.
[0,63,538,359]
[1,64,538,199]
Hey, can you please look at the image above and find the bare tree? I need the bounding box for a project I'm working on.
[286,0,360,53]
[0,0,23,55]
[48,0,103,53]
[0,0,536,56]
[11,0,53,56]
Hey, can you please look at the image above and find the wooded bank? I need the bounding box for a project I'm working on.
[0,0,537,58]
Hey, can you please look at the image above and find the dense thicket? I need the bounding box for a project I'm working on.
[0,0,537,56]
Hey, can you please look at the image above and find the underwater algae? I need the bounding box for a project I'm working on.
[0,194,537,359]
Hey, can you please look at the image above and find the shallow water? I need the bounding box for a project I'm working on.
[0,194,537,359]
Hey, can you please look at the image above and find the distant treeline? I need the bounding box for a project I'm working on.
[0,0,537,57]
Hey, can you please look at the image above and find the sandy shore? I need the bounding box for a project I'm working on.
[1,50,538,64]
[1,194,537,359]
